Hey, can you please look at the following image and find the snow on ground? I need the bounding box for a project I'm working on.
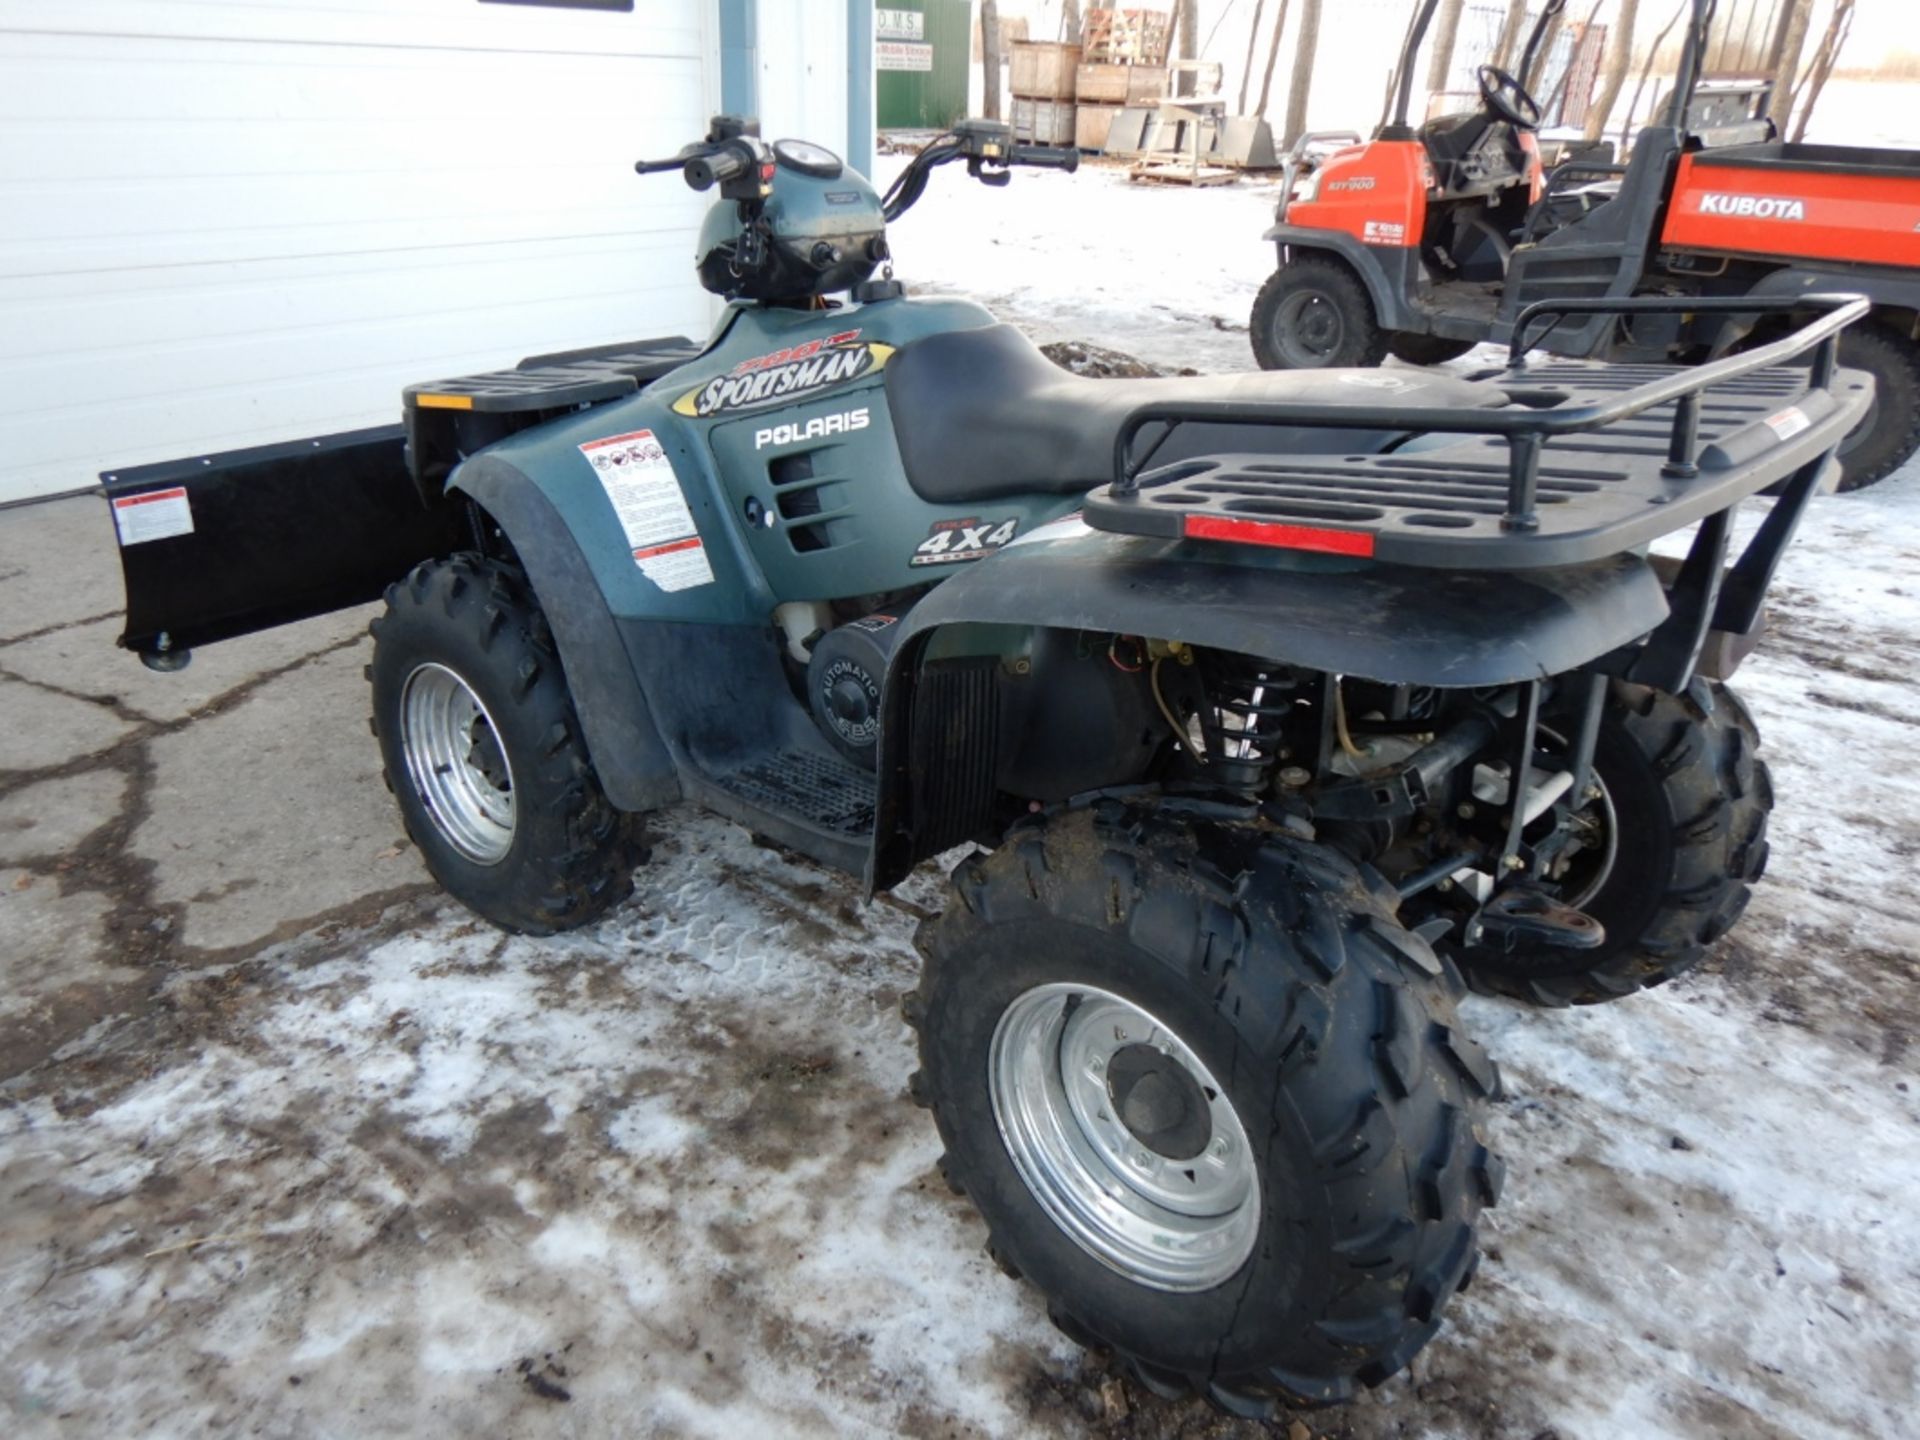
[4,159,1919,1439]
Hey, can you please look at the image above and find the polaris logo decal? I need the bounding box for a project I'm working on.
[911,516,1019,566]
[1698,192,1807,221]
[674,332,895,418]
[754,408,871,449]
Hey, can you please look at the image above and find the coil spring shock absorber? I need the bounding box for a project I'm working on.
[1193,652,1299,794]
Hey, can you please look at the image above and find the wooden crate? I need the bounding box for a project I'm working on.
[1009,42,1081,101]
[1012,97,1078,145]
[1014,97,1079,145]
[1082,8,1171,65]
[1075,62,1167,103]
[1076,102,1124,152]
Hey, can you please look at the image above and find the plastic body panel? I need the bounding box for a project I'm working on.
[1281,139,1431,253]
[452,294,1084,621]
[1662,146,1920,268]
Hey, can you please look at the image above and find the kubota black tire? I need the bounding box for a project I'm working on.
[1251,256,1390,370]
[907,802,1502,1415]
[1827,324,1920,491]
[368,553,642,934]
[1387,331,1479,366]
[1451,679,1772,1007]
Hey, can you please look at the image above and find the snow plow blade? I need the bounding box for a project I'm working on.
[103,425,465,668]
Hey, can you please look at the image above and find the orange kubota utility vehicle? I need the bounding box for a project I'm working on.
[1252,0,1920,488]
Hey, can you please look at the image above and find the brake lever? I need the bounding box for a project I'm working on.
[966,158,1011,186]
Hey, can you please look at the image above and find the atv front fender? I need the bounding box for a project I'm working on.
[1261,224,1419,332]
[452,455,681,814]
[867,521,1668,889]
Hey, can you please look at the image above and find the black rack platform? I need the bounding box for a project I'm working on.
[1083,295,1873,570]
[404,335,702,415]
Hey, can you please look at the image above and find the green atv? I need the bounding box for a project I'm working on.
[104,115,1869,1414]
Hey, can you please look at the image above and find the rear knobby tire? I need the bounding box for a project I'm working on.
[1387,332,1478,366]
[1250,255,1389,371]
[368,553,642,935]
[1452,679,1772,1007]
[1828,324,1920,490]
[907,803,1502,1414]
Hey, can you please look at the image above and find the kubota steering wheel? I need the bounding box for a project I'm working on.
[1476,64,1543,131]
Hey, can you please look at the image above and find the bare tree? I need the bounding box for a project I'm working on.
[1174,0,1199,96]
[1425,0,1468,94]
[1282,0,1323,147]
[1583,0,1641,142]
[982,0,1001,121]
[1493,0,1531,73]
[1060,0,1081,47]
[1766,0,1812,127]
[1239,0,1268,112]
[1789,0,1857,142]
[1618,0,1691,154]
[1257,0,1293,117]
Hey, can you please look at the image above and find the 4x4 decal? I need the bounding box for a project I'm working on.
[911,517,1019,566]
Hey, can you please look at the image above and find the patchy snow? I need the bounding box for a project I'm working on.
[4,156,1919,1439]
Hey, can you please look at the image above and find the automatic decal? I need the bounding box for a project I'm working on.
[674,331,895,418]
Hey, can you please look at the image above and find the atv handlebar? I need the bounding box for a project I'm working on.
[1009,144,1081,173]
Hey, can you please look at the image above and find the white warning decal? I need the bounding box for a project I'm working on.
[1764,406,1812,442]
[579,429,715,593]
[111,486,195,546]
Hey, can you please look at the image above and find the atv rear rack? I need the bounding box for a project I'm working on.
[1084,294,1872,570]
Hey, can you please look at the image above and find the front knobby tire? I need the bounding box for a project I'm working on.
[368,553,642,934]
[1452,679,1772,1007]
[1250,256,1389,371]
[907,803,1502,1414]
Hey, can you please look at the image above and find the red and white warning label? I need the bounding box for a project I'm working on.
[110,486,195,546]
[578,429,714,593]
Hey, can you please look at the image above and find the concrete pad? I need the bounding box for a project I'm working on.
[1,607,377,726]
[0,877,130,1025]
[0,495,125,642]
[0,678,134,773]
[134,640,430,952]
[0,769,128,865]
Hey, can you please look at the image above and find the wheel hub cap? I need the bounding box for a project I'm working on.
[399,662,516,866]
[989,983,1260,1292]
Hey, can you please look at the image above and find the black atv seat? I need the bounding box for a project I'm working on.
[884,324,1510,505]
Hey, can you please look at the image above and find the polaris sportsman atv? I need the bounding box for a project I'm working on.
[102,114,1871,1415]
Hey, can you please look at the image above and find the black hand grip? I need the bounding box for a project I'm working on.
[686,150,748,192]
[1012,145,1081,173]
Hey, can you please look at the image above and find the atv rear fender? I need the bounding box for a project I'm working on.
[1262,224,1420,332]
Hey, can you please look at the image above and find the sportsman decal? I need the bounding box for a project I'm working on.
[911,517,1020,567]
[674,331,895,418]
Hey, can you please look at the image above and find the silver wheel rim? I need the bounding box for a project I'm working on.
[399,662,516,865]
[989,983,1260,1292]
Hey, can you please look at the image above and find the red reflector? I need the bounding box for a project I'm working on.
[1182,514,1376,557]
[761,163,776,180]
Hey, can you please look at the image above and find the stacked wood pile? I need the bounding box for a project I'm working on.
[1074,8,1171,151]
[1009,41,1081,145]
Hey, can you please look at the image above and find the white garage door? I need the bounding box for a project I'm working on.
[0,0,719,504]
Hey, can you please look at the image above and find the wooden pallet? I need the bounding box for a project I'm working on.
[1127,161,1238,186]
[1081,8,1170,66]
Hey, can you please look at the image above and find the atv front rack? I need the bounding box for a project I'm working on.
[1084,294,1872,570]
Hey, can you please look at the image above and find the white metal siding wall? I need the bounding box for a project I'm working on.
[0,0,719,504]
[753,0,848,161]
